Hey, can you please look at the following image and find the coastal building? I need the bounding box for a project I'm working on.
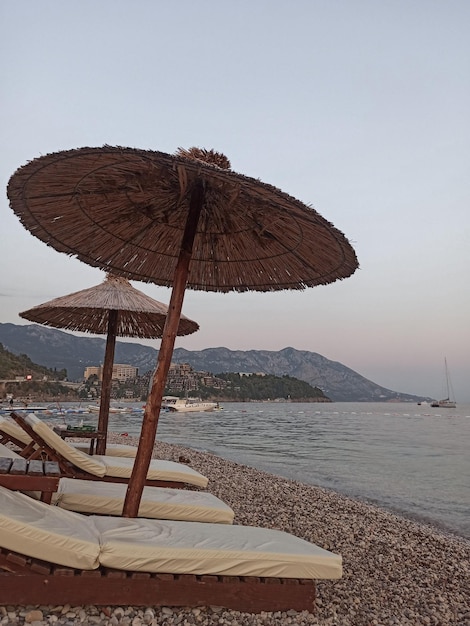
[83,364,138,382]
[80,362,227,398]
[166,362,198,392]
[84,366,101,380]
[112,364,138,382]
[166,362,228,393]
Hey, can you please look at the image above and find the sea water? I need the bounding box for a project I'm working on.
[29,401,470,539]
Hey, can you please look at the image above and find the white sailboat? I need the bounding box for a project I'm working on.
[430,358,456,408]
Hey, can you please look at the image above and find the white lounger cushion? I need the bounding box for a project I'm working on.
[0,486,341,580]
[54,478,234,524]
[0,487,100,569]
[73,442,138,457]
[95,456,208,486]
[25,414,208,488]
[94,516,342,579]
[0,417,31,444]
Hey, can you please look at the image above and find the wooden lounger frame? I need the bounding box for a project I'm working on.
[0,546,316,612]
[10,412,186,489]
[0,457,60,503]
[0,423,39,459]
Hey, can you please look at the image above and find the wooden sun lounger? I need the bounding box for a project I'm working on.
[0,416,138,458]
[0,487,341,612]
[10,412,208,490]
[0,443,233,524]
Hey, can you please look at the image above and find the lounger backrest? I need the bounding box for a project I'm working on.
[0,485,100,569]
[25,414,106,478]
[0,416,32,445]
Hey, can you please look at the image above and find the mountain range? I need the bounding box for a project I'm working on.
[0,323,430,402]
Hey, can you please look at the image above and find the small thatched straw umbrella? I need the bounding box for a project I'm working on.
[7,145,359,516]
[19,273,199,454]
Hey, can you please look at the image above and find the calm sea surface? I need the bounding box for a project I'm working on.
[31,401,470,539]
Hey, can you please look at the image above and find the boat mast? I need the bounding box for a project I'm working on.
[444,357,455,401]
[444,357,453,400]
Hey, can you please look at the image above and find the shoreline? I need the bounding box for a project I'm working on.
[157,439,469,543]
[4,431,470,625]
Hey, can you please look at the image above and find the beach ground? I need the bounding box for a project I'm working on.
[2,432,469,625]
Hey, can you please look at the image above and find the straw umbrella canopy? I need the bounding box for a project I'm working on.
[7,145,359,516]
[19,273,199,454]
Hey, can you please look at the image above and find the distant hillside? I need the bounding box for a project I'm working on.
[211,373,328,402]
[0,342,78,401]
[0,323,431,402]
[0,342,65,380]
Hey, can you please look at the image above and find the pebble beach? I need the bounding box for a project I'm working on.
[2,432,469,626]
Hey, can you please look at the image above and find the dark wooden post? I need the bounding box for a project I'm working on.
[122,180,204,517]
[96,310,119,455]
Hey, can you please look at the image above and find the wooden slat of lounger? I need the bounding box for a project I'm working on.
[54,567,77,577]
[1,551,30,573]
[44,461,59,475]
[29,561,54,575]
[79,570,103,578]
[23,459,44,476]
[0,458,13,474]
[0,550,51,576]
[9,458,28,474]
[0,548,316,612]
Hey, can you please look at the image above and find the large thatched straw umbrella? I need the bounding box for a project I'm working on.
[7,145,359,516]
[19,273,199,454]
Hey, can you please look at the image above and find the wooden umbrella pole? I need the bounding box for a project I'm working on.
[123,179,205,517]
[96,310,119,455]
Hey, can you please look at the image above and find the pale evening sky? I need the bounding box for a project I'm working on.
[1,1,469,401]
